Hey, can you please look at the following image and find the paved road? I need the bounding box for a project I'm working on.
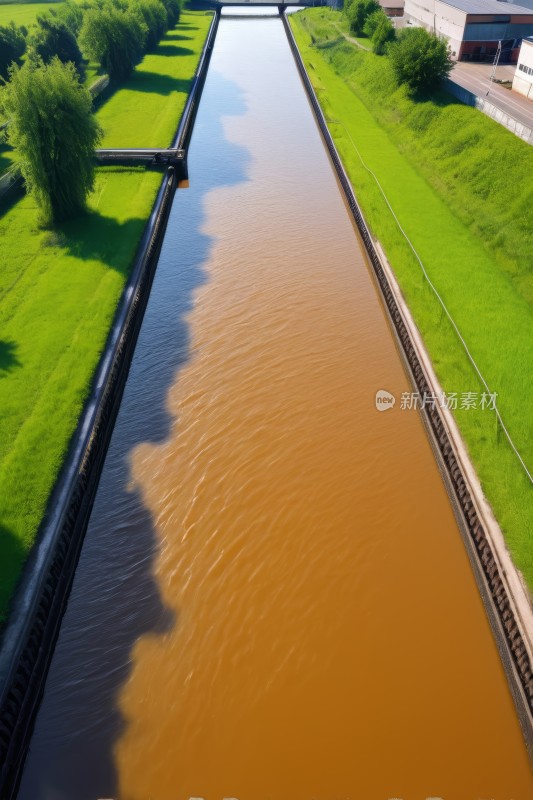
[451,61,533,129]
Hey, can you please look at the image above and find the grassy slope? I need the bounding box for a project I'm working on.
[290,9,533,590]
[0,11,212,621]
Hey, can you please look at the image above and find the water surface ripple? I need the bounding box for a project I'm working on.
[18,15,533,800]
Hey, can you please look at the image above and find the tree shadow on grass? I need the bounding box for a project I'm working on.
[434,87,466,108]
[127,70,193,95]
[410,85,465,108]
[153,42,195,57]
[0,143,14,177]
[96,72,192,112]
[0,184,24,220]
[58,209,158,278]
[0,524,28,633]
[0,340,21,376]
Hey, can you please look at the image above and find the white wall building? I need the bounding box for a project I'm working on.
[404,0,533,61]
[513,36,533,96]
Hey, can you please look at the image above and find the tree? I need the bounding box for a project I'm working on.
[0,23,27,80]
[388,27,453,93]
[57,0,85,36]
[362,8,385,38]
[161,0,182,27]
[347,0,380,37]
[371,13,395,54]
[132,0,168,49]
[29,15,84,75]
[1,58,102,224]
[80,3,147,81]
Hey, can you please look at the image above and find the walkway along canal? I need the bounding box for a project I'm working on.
[18,11,533,799]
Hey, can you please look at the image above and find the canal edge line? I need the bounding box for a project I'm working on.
[0,11,220,800]
[281,10,533,752]
[375,239,533,661]
[376,241,533,756]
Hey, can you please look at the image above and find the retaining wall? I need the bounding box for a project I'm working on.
[0,11,220,799]
[283,10,533,756]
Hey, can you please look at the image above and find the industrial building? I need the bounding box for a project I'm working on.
[379,0,405,16]
[403,0,533,61]
[513,35,533,95]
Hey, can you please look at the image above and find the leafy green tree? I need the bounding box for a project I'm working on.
[132,0,168,49]
[57,0,85,36]
[29,15,84,75]
[371,13,395,54]
[388,27,453,93]
[0,23,27,80]
[161,0,182,27]
[80,3,147,81]
[1,58,101,224]
[347,0,380,37]
[363,8,385,38]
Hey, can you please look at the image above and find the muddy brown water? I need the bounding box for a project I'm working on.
[18,13,533,800]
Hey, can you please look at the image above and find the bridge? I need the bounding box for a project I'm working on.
[95,148,188,177]
[218,1,320,5]
[192,0,325,8]
[95,148,185,167]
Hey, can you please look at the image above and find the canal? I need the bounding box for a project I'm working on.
[18,10,533,800]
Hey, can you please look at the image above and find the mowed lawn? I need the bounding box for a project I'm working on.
[0,2,99,170]
[0,11,212,622]
[0,1,63,27]
[0,169,161,619]
[97,12,213,147]
[291,10,533,591]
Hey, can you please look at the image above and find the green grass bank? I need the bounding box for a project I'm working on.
[96,15,211,147]
[0,1,63,27]
[0,10,213,623]
[290,8,533,591]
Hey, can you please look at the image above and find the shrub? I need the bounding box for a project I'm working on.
[388,27,453,93]
[1,58,102,224]
[132,0,168,49]
[362,8,385,38]
[57,0,85,36]
[0,23,27,80]
[29,15,84,75]
[371,13,395,54]
[161,0,182,27]
[346,0,380,36]
[80,3,147,81]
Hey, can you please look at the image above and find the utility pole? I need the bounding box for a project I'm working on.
[488,39,502,92]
